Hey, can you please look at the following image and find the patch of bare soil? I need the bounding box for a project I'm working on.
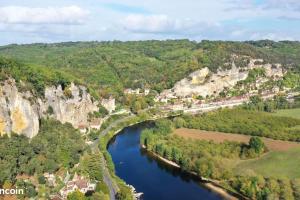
[174,128,300,151]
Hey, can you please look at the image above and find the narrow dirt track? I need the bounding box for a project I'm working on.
[174,128,300,151]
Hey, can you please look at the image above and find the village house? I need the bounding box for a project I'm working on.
[78,124,88,134]
[60,173,96,199]
[124,88,150,96]
[89,118,102,130]
[272,86,280,93]
[155,90,178,103]
[169,103,184,111]
[124,88,140,95]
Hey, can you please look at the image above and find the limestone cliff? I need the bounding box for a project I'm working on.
[159,58,285,100]
[41,83,98,129]
[0,79,39,138]
[0,80,99,138]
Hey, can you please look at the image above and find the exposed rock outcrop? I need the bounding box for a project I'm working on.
[101,97,116,114]
[159,58,285,100]
[0,80,99,138]
[0,79,39,138]
[41,83,98,129]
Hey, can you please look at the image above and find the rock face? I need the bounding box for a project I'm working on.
[0,80,99,138]
[101,97,115,113]
[0,79,39,138]
[159,58,285,99]
[42,83,98,129]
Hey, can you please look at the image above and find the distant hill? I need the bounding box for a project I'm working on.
[0,40,299,99]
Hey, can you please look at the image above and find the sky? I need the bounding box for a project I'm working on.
[0,0,300,45]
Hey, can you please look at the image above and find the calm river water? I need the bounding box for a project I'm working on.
[108,122,223,200]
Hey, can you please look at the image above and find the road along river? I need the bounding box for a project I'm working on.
[107,122,224,200]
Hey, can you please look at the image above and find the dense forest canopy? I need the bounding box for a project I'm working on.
[0,119,85,185]
[1,40,300,98]
[179,108,300,141]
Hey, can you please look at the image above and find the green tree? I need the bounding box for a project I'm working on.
[98,106,109,117]
[91,192,109,200]
[115,184,133,200]
[132,101,142,114]
[155,119,173,135]
[173,117,186,128]
[38,175,46,184]
[249,137,265,154]
[67,190,86,200]
[79,153,103,181]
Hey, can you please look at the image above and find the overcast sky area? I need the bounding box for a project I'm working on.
[0,0,299,45]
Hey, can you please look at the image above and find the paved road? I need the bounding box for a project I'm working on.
[101,155,118,200]
[183,101,246,114]
[90,114,136,200]
[90,114,135,151]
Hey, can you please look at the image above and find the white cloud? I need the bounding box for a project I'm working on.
[0,6,89,25]
[122,14,219,35]
[0,0,300,45]
[122,14,177,33]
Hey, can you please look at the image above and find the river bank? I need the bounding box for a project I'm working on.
[101,111,241,200]
[99,112,181,199]
[141,145,245,200]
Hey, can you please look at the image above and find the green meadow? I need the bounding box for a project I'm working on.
[235,147,300,179]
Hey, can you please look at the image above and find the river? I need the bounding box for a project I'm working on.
[107,122,223,200]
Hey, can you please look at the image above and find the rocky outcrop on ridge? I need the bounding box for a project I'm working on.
[159,58,285,99]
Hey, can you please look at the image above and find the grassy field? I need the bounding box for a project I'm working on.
[273,108,300,119]
[235,148,300,179]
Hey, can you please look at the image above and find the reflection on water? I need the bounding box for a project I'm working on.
[108,122,222,200]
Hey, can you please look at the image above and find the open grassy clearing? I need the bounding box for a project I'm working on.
[234,148,300,179]
[273,108,300,119]
[174,128,300,151]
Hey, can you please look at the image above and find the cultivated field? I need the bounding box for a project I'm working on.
[174,128,300,151]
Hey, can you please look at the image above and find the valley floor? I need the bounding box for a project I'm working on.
[174,128,300,179]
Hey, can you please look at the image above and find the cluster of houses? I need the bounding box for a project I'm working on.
[77,88,152,134]
[124,88,150,96]
[59,173,96,199]
[160,89,298,114]
[78,118,104,134]
[49,172,96,200]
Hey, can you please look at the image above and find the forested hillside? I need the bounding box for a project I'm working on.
[1,40,300,99]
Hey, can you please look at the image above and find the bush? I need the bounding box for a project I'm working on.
[96,182,110,195]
